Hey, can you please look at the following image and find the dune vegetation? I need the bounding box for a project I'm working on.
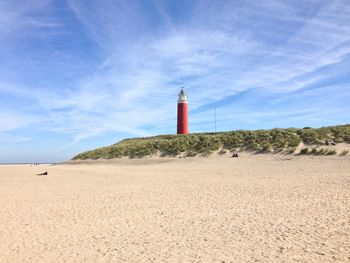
[72,124,350,160]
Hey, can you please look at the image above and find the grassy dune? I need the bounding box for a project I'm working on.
[72,124,350,160]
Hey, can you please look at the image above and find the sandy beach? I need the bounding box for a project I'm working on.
[0,154,349,262]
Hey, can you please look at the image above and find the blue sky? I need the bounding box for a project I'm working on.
[0,0,349,163]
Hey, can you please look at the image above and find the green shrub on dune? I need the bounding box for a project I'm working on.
[285,147,296,154]
[72,124,350,160]
[326,149,337,155]
[299,148,309,155]
[298,147,339,156]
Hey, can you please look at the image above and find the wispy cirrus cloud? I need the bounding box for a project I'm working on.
[0,0,58,34]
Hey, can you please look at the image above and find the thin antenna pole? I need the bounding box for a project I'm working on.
[214,107,217,133]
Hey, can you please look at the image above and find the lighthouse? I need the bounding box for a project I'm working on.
[177,87,189,134]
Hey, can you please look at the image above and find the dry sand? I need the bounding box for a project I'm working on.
[0,154,349,262]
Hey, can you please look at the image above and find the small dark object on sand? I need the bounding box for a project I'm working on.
[37,171,48,176]
[232,153,239,158]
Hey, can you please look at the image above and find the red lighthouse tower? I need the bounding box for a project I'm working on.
[177,87,189,134]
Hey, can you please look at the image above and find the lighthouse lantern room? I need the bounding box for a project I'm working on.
[177,87,189,134]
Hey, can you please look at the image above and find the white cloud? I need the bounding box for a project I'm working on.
[0,0,55,34]
[0,110,43,133]
[36,0,348,145]
[0,133,31,143]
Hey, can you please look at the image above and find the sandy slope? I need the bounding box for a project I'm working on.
[0,155,349,262]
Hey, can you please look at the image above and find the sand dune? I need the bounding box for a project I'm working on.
[0,155,349,262]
